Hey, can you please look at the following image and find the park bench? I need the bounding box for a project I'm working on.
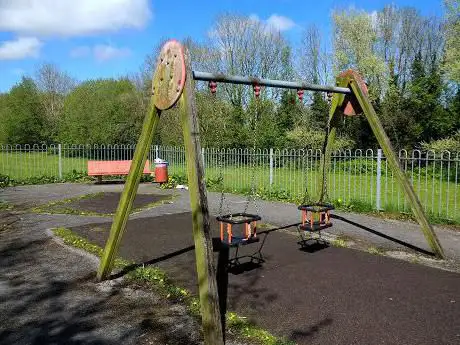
[87,160,151,183]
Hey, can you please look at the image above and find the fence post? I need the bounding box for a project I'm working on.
[269,148,274,186]
[155,145,159,159]
[58,144,62,179]
[376,149,382,210]
[202,147,206,172]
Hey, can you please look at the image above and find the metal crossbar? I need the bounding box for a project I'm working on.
[192,71,352,95]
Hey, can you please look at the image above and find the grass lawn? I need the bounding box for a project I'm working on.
[1,152,459,223]
[0,152,87,179]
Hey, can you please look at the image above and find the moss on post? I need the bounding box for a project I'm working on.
[97,102,161,281]
[348,77,445,259]
[179,51,224,345]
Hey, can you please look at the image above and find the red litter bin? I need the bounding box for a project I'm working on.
[154,158,168,183]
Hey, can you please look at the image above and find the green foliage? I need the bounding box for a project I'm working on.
[367,246,386,255]
[0,201,11,211]
[420,130,460,152]
[333,198,375,213]
[333,8,387,99]
[310,92,329,127]
[0,10,458,154]
[405,53,451,143]
[0,170,91,187]
[195,92,233,148]
[1,78,46,144]
[380,72,417,149]
[0,174,10,188]
[443,0,460,82]
[59,78,141,144]
[0,94,8,144]
[286,127,355,150]
[159,174,188,189]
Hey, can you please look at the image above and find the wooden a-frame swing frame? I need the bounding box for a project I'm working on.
[95,40,445,345]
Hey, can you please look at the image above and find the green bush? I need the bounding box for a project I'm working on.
[420,131,460,153]
[160,174,188,189]
[0,174,10,188]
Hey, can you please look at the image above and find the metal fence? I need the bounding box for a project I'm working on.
[1,144,459,222]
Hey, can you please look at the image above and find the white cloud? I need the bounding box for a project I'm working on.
[249,13,296,32]
[93,44,131,61]
[0,0,152,37]
[266,14,296,32]
[70,44,131,61]
[0,37,41,60]
[70,46,91,58]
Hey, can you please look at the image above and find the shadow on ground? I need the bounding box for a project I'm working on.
[0,225,202,345]
[332,214,435,256]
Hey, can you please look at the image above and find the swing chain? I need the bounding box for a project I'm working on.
[319,93,333,204]
[218,150,225,217]
[209,80,229,217]
[244,84,261,215]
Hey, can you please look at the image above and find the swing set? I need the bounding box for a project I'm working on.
[95,40,445,345]
[207,73,340,250]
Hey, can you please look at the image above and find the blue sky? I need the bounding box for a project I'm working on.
[0,0,444,92]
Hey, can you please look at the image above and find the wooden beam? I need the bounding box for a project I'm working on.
[348,78,445,259]
[317,87,346,202]
[97,101,161,280]
[179,51,225,345]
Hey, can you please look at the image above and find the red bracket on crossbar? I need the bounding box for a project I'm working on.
[208,81,217,94]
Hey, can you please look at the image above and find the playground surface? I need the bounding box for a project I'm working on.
[1,183,460,344]
[0,212,210,345]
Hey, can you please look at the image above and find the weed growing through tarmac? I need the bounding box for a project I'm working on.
[0,201,12,211]
[329,233,355,248]
[367,246,386,255]
[33,192,174,217]
[52,227,294,345]
[331,238,348,248]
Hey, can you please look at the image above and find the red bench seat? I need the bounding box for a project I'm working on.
[87,160,151,182]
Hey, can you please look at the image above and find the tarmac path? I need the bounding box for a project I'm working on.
[1,183,460,344]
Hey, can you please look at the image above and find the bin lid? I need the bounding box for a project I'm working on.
[154,158,168,164]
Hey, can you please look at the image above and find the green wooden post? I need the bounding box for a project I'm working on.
[179,52,225,345]
[348,78,445,258]
[97,102,161,280]
[317,90,346,202]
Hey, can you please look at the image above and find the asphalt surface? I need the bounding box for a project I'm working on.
[70,211,460,345]
[1,183,460,344]
[64,192,169,214]
[3,183,460,260]
[0,210,243,345]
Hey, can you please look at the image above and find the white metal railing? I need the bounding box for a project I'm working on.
[1,144,459,222]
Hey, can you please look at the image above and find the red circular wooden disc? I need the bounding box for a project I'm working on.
[338,69,368,116]
[152,40,186,110]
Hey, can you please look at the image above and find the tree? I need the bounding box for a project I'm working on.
[0,93,9,143]
[376,5,399,65]
[2,78,45,144]
[447,87,460,130]
[444,0,460,82]
[380,67,417,149]
[333,8,387,100]
[298,25,332,86]
[208,14,293,106]
[404,52,450,144]
[59,79,140,144]
[35,63,75,141]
